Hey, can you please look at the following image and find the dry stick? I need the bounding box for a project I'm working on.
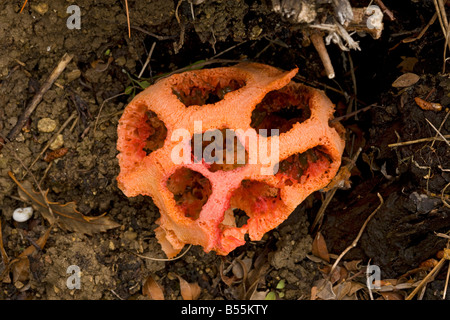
[23,112,78,179]
[19,0,28,13]
[211,40,248,60]
[310,32,335,79]
[434,0,450,54]
[39,114,80,187]
[406,256,447,300]
[125,0,131,38]
[348,51,358,117]
[7,53,73,142]
[438,0,449,31]
[431,109,450,149]
[388,134,450,148]
[328,193,384,279]
[434,0,447,36]
[138,41,156,79]
[7,155,55,220]
[443,261,450,299]
[403,13,437,44]
[425,118,450,147]
[130,244,193,262]
[93,93,126,134]
[373,0,395,21]
[442,182,450,209]
[0,219,9,265]
[130,25,176,40]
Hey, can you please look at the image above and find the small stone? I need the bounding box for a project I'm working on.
[49,134,64,150]
[115,56,127,67]
[66,69,81,83]
[32,3,49,15]
[15,133,25,142]
[249,25,263,40]
[14,281,25,289]
[38,118,57,133]
[124,230,138,241]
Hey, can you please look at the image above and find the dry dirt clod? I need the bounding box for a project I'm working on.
[37,118,57,133]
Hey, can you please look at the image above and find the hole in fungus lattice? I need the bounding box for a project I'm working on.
[228,179,283,222]
[120,105,167,159]
[166,167,212,220]
[275,147,334,185]
[172,78,246,107]
[251,87,312,136]
[190,128,249,172]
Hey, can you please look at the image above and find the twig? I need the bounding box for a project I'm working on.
[373,0,395,21]
[210,41,248,60]
[348,51,358,117]
[433,0,450,54]
[0,219,9,266]
[93,93,126,135]
[24,112,78,179]
[328,193,384,279]
[19,0,28,13]
[138,41,156,79]
[310,32,335,79]
[431,109,450,149]
[425,118,450,147]
[6,156,55,220]
[331,104,377,123]
[406,256,446,300]
[125,0,131,38]
[442,182,450,209]
[174,0,186,54]
[130,25,177,40]
[388,134,450,148]
[129,244,192,262]
[443,262,450,299]
[402,13,437,44]
[7,53,73,142]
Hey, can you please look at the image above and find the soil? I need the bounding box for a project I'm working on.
[0,0,449,300]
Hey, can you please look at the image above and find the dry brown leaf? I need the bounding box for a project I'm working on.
[343,259,362,271]
[176,274,201,300]
[18,225,52,258]
[249,289,269,300]
[0,219,9,266]
[312,232,330,263]
[334,281,353,300]
[347,281,365,296]
[10,226,52,284]
[12,257,30,283]
[142,274,165,300]
[314,279,336,300]
[9,172,120,235]
[310,285,318,300]
[232,257,252,279]
[392,72,420,87]
[380,292,404,300]
[219,260,239,287]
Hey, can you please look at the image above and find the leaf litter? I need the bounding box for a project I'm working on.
[9,171,120,235]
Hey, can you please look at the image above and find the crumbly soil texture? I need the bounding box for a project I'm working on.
[0,0,449,300]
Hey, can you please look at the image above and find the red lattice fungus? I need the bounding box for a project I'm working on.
[117,63,345,257]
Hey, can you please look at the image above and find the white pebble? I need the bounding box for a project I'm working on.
[13,207,33,222]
